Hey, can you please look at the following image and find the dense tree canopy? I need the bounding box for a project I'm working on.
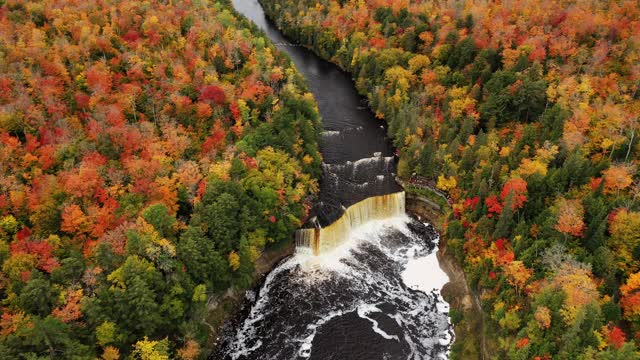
[261,0,640,358]
[0,0,322,358]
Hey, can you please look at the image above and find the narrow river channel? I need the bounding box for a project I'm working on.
[213,1,454,359]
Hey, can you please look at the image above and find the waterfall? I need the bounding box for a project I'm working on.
[295,192,406,255]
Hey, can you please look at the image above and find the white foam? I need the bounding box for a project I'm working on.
[322,154,393,172]
[401,242,449,293]
[225,258,300,359]
[224,217,453,359]
[399,229,454,360]
[357,304,399,341]
[297,309,346,358]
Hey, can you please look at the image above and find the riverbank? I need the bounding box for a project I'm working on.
[205,192,486,358]
[406,193,486,359]
[211,1,483,356]
[203,241,295,354]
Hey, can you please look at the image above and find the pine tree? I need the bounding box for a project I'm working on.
[494,192,515,239]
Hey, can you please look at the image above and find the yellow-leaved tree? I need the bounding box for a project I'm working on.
[437,175,457,192]
[131,337,170,360]
[228,251,241,271]
[608,209,640,272]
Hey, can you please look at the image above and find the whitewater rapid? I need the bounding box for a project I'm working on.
[224,0,453,358]
[215,216,453,360]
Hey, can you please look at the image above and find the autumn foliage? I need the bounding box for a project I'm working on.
[500,178,528,210]
[0,0,322,357]
[555,199,585,237]
[261,0,640,358]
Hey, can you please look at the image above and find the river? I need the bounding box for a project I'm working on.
[212,1,453,359]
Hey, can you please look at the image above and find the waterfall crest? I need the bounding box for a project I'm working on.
[296,191,405,255]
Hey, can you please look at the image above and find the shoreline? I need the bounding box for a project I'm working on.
[204,241,295,355]
[206,194,485,358]
[249,1,486,356]
[406,194,486,359]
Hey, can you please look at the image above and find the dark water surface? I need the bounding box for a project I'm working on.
[230,0,400,226]
[212,1,453,359]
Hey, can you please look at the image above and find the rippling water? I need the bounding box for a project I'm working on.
[216,1,454,358]
[214,217,453,360]
[230,0,401,226]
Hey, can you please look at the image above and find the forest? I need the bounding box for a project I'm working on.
[260,0,640,358]
[0,0,323,358]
